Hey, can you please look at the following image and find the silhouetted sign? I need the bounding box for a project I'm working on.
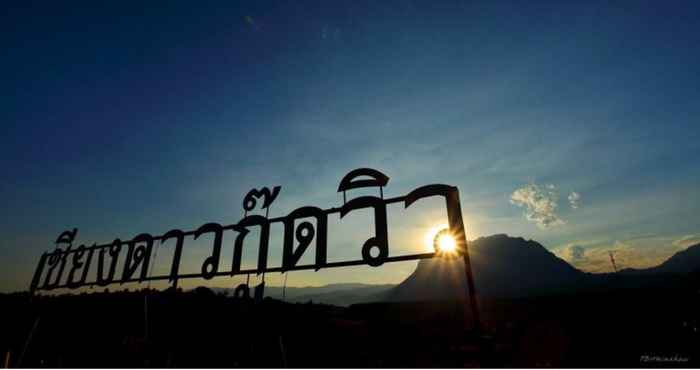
[29,168,471,293]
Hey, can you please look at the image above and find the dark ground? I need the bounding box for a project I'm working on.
[1,273,699,368]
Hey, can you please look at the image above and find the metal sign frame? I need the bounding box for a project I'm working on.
[28,168,480,327]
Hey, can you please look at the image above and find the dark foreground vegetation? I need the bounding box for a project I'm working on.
[2,274,699,368]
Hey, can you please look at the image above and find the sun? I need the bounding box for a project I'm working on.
[435,232,457,254]
[425,224,458,255]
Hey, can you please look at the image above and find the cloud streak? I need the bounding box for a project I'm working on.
[510,183,564,229]
[673,235,700,249]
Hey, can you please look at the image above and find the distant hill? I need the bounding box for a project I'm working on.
[619,242,700,275]
[654,242,700,273]
[385,234,587,301]
[211,283,393,306]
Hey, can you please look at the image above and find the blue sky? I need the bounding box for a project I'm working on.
[2,0,699,292]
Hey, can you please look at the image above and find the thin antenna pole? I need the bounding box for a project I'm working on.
[609,252,618,273]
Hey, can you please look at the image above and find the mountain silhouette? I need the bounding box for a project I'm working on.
[387,235,700,302]
[385,234,587,301]
[654,242,700,273]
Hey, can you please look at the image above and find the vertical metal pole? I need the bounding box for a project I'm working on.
[278,336,287,368]
[4,351,11,368]
[448,188,482,333]
[462,244,482,333]
[144,295,149,341]
[282,273,288,302]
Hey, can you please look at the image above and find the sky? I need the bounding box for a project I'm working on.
[2,0,700,292]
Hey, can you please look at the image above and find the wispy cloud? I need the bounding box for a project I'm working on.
[568,191,581,209]
[510,183,564,229]
[673,235,700,249]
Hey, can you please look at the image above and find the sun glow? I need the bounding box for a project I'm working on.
[424,224,458,255]
[436,233,457,253]
[424,224,447,250]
